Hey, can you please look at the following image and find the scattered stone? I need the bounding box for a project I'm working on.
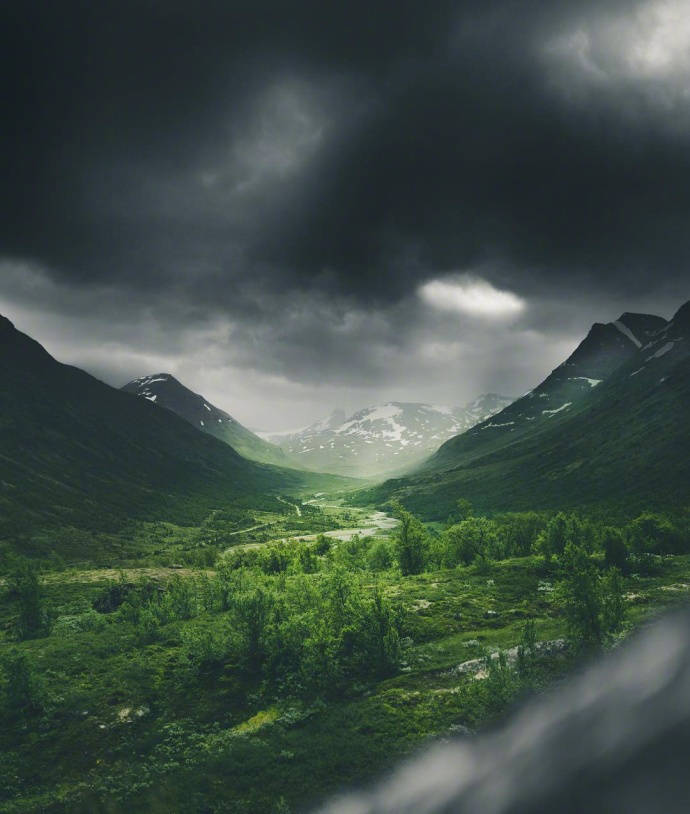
[117,705,150,723]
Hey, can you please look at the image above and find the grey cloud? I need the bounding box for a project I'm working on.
[1,0,688,427]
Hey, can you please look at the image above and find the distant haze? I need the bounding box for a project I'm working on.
[1,1,688,430]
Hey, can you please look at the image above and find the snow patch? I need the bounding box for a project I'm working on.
[543,402,572,416]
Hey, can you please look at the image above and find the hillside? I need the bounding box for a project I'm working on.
[122,374,289,466]
[0,316,350,552]
[356,304,689,518]
[422,312,666,472]
[262,396,513,477]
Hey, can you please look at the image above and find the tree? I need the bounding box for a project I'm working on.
[538,512,569,559]
[313,534,331,556]
[367,540,393,572]
[231,584,275,675]
[296,543,318,574]
[556,543,625,652]
[0,649,44,720]
[602,527,628,571]
[7,559,51,640]
[498,512,544,557]
[626,513,681,555]
[442,517,499,567]
[391,502,428,575]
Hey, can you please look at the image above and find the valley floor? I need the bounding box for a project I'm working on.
[2,499,690,813]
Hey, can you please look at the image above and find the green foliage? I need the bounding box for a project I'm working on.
[438,517,500,567]
[295,543,318,574]
[516,619,538,678]
[5,559,51,640]
[626,512,684,555]
[497,512,545,557]
[52,608,108,635]
[0,650,45,721]
[367,540,393,571]
[602,526,629,571]
[314,534,332,555]
[556,543,625,652]
[392,502,428,575]
[537,513,594,560]
[445,498,474,526]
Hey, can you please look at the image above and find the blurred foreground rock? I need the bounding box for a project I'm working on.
[318,610,690,814]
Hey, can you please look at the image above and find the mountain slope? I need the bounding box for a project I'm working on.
[263,397,513,477]
[358,305,688,518]
[122,374,288,466]
[0,316,349,550]
[423,312,667,472]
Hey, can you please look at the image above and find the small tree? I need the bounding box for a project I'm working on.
[498,512,544,557]
[626,513,681,555]
[1,650,44,720]
[391,502,428,575]
[7,559,51,640]
[314,534,331,556]
[602,527,628,571]
[538,512,570,560]
[556,543,625,652]
[442,517,499,567]
[231,584,275,675]
[367,540,393,572]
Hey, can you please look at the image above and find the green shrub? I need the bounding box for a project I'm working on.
[6,559,51,640]
[556,543,625,652]
[367,540,393,571]
[602,527,628,571]
[626,513,683,555]
[0,650,45,720]
[314,534,332,556]
[392,502,428,575]
[52,609,108,635]
[440,517,500,567]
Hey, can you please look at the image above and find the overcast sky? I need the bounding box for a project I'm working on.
[1,0,688,429]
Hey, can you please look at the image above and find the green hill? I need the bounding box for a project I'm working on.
[355,302,690,518]
[0,316,351,550]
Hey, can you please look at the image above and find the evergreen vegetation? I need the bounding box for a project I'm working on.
[1,497,688,812]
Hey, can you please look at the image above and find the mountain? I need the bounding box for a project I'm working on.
[122,374,288,466]
[0,316,350,554]
[421,312,667,472]
[263,396,513,477]
[357,304,689,518]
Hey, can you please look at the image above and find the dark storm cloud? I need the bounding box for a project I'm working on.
[4,0,689,300]
[1,0,688,426]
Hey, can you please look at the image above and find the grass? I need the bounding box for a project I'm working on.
[2,528,690,813]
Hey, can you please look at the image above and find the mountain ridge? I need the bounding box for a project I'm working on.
[121,373,289,466]
[354,303,689,517]
[0,316,351,554]
[421,311,667,472]
[263,395,514,477]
